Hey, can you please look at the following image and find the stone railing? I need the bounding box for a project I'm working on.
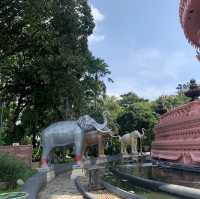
[0,145,32,167]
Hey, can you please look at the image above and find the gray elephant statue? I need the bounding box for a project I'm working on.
[41,111,111,168]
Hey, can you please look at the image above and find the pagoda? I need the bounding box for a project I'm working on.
[151,100,200,165]
[151,1,200,166]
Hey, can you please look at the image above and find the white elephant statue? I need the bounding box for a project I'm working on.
[120,128,145,155]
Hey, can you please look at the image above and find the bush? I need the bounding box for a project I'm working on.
[0,154,35,188]
[32,147,41,162]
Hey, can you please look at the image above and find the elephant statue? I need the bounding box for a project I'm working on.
[83,130,112,159]
[120,128,145,155]
[40,111,111,168]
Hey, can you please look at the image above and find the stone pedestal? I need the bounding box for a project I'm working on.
[70,166,85,180]
[151,101,200,166]
[87,165,105,191]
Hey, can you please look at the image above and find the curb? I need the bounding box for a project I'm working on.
[74,177,95,199]
[100,179,145,199]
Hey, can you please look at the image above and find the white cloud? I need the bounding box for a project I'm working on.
[91,5,105,23]
[106,48,199,100]
[88,35,105,43]
[89,5,105,44]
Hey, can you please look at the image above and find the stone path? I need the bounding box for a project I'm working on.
[38,172,120,199]
[38,172,83,199]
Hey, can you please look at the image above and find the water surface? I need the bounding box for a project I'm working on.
[119,163,200,189]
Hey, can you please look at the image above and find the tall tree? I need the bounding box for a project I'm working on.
[0,0,111,144]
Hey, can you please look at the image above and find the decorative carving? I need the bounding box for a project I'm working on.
[152,100,200,166]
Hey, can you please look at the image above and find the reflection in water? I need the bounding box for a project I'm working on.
[119,164,200,189]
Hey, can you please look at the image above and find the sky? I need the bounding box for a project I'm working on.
[88,0,200,100]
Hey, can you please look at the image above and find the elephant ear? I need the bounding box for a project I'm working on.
[77,115,95,131]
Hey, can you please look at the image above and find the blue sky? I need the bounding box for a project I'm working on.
[88,0,200,100]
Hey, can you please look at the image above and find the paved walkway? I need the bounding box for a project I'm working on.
[38,172,120,199]
[38,172,83,199]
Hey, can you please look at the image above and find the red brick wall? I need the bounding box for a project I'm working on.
[0,145,32,167]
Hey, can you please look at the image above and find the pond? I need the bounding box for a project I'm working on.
[104,171,182,199]
[118,163,200,189]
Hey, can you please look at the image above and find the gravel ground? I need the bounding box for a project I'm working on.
[90,190,121,199]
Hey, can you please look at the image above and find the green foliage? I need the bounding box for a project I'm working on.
[0,0,111,144]
[184,79,200,101]
[152,94,189,114]
[32,147,41,162]
[117,101,158,146]
[0,129,5,145]
[51,147,73,164]
[0,154,35,188]
[119,92,148,108]
[105,137,121,155]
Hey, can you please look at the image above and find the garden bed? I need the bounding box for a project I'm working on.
[0,154,35,193]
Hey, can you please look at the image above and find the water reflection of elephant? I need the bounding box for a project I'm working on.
[41,112,111,168]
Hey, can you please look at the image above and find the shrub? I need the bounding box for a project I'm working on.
[32,147,41,162]
[0,154,35,188]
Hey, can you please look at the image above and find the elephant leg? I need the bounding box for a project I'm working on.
[131,138,134,154]
[41,146,51,168]
[121,141,124,154]
[74,131,84,166]
[125,144,128,154]
[131,143,134,154]
[81,141,87,160]
[98,134,104,157]
[124,144,127,154]
[135,139,138,154]
[140,138,143,155]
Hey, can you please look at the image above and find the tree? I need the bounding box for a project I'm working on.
[117,101,158,147]
[0,0,111,144]
[184,79,200,101]
[119,92,147,108]
[152,94,189,115]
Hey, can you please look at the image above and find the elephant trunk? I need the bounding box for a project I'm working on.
[141,128,145,137]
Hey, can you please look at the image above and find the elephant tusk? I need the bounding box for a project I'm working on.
[96,128,112,134]
[109,135,120,138]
